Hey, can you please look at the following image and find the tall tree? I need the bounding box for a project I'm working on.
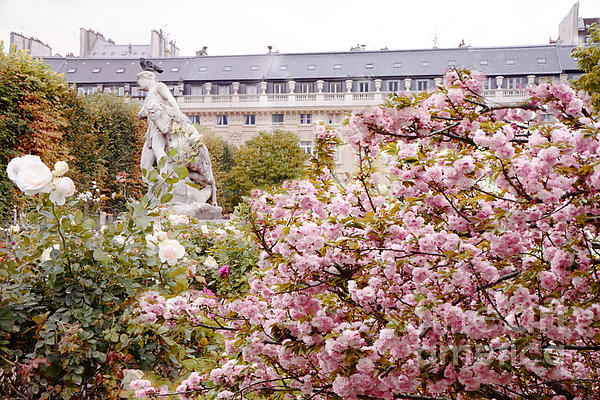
[572,23,600,110]
[0,46,72,220]
[225,130,309,210]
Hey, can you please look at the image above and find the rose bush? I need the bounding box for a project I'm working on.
[0,156,258,399]
[128,70,600,400]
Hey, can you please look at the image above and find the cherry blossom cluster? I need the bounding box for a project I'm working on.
[129,70,600,399]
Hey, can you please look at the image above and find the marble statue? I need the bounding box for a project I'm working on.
[136,71,221,219]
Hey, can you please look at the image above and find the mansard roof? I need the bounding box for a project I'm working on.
[42,44,579,85]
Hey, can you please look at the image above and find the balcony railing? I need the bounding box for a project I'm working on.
[176,88,529,110]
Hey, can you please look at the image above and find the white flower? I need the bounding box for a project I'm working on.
[204,255,218,270]
[41,244,60,262]
[158,239,185,266]
[168,214,189,225]
[53,161,69,176]
[113,235,126,245]
[6,155,53,196]
[49,177,76,206]
[200,224,209,234]
[8,225,20,234]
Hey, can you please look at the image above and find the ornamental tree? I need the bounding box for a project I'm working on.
[130,69,600,400]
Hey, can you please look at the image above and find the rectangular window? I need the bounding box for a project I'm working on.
[273,82,286,94]
[190,115,201,124]
[358,81,370,92]
[329,82,342,93]
[483,77,493,89]
[272,113,284,125]
[171,67,179,72]
[365,63,374,69]
[92,68,101,73]
[505,59,515,65]
[300,141,313,154]
[199,66,207,72]
[67,68,77,73]
[223,66,232,71]
[333,64,342,70]
[250,65,259,71]
[118,87,125,96]
[506,77,522,89]
[307,64,316,70]
[327,113,340,125]
[537,58,547,64]
[116,67,125,73]
[245,84,258,95]
[421,61,430,67]
[388,81,400,92]
[279,65,288,71]
[300,82,313,93]
[393,62,402,68]
[217,85,230,95]
[300,113,312,125]
[479,60,488,66]
[216,115,228,126]
[244,114,256,125]
[416,80,429,92]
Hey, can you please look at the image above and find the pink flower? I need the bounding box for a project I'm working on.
[218,264,230,278]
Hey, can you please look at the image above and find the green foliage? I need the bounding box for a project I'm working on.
[0,45,72,220]
[225,130,309,209]
[0,158,257,399]
[573,23,600,110]
[71,92,146,213]
[0,46,145,222]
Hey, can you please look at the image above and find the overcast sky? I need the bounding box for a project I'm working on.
[1,0,599,57]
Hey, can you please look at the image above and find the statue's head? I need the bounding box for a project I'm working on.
[136,71,158,91]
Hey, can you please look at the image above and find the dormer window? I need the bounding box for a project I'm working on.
[393,62,402,68]
[506,59,515,65]
[67,68,77,73]
[92,68,101,73]
[537,57,547,64]
[307,64,316,70]
[250,65,259,71]
[199,66,207,72]
[365,63,374,69]
[223,66,232,71]
[171,67,180,72]
[279,65,288,71]
[421,61,430,67]
[116,68,125,73]
[333,64,342,70]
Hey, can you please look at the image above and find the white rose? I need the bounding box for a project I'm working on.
[53,161,69,176]
[6,155,53,195]
[158,239,185,266]
[41,244,60,262]
[8,225,20,234]
[49,177,76,206]
[204,255,218,270]
[168,214,189,225]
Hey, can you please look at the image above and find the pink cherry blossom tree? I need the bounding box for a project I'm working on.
[131,69,600,400]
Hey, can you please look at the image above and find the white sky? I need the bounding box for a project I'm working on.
[1,0,600,57]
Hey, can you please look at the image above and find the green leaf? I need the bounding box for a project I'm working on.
[175,166,188,180]
[160,193,173,204]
